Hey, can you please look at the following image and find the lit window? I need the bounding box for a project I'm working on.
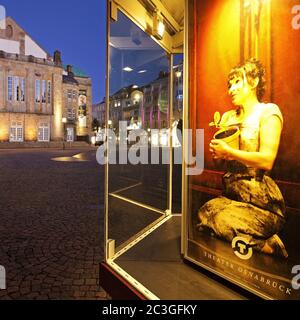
[10,121,23,142]
[38,123,50,142]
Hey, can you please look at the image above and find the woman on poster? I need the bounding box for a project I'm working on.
[197,58,288,258]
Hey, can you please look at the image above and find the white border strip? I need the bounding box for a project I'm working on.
[107,259,160,300]
[111,182,143,195]
[113,214,172,259]
[109,193,166,215]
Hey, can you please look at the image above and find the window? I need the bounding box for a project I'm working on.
[67,90,72,102]
[66,127,74,142]
[47,81,51,104]
[38,123,50,142]
[72,90,77,101]
[14,77,20,101]
[8,77,25,102]
[7,76,13,101]
[10,121,23,142]
[6,25,13,38]
[67,108,76,120]
[42,80,46,103]
[35,80,40,103]
[21,78,25,102]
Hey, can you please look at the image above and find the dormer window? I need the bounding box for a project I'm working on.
[6,25,13,38]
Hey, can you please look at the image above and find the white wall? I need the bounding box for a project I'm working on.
[0,38,19,54]
[25,35,47,59]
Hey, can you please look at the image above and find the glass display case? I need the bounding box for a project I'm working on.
[101,0,300,300]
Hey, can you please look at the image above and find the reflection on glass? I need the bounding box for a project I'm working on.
[107,10,173,250]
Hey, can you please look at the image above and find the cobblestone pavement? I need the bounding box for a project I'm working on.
[0,148,107,300]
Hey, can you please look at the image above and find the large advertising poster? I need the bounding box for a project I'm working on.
[187,0,300,299]
[78,90,87,128]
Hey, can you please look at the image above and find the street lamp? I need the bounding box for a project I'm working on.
[62,117,67,150]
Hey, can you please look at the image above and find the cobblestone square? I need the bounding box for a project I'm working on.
[0,148,107,300]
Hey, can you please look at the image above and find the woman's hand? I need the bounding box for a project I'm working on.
[209,139,232,160]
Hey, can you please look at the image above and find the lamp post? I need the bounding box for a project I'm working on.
[62,117,67,150]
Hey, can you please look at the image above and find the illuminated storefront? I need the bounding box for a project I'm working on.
[100,0,300,300]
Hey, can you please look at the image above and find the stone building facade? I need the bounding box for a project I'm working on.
[92,62,183,132]
[0,17,92,145]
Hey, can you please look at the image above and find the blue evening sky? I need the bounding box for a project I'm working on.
[1,0,107,103]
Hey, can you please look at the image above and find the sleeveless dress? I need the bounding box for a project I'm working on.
[198,103,286,250]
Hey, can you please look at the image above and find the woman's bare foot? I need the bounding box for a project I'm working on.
[261,234,288,259]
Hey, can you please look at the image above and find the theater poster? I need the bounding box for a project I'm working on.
[185,0,300,299]
[78,90,87,128]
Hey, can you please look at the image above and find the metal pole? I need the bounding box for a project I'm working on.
[63,123,65,150]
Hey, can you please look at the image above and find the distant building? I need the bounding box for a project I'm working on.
[92,63,183,133]
[92,100,105,127]
[0,17,92,144]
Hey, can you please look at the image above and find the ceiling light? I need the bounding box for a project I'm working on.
[175,71,182,78]
[123,67,133,72]
[138,70,147,74]
[153,11,165,40]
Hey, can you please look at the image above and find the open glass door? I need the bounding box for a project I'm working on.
[105,7,173,261]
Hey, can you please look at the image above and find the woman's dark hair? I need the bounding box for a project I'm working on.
[228,58,266,101]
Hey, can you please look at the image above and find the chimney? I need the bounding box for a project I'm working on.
[53,50,62,66]
[66,65,74,77]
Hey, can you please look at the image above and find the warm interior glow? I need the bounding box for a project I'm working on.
[27,128,36,141]
[0,128,6,140]
[157,21,165,38]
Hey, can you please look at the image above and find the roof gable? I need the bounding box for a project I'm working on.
[0,16,50,59]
